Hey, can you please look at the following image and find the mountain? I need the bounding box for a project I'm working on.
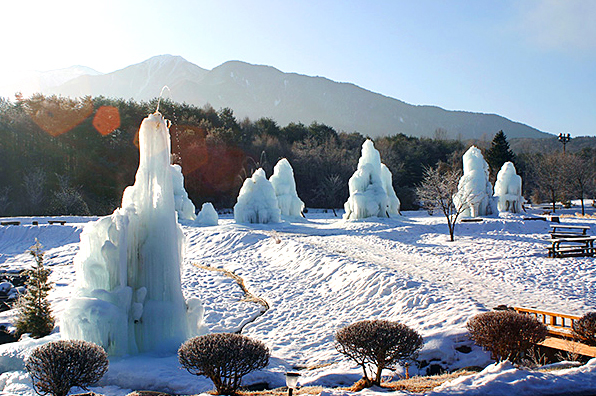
[0,65,102,98]
[30,55,549,139]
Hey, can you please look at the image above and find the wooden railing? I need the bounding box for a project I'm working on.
[513,307,579,337]
[513,307,596,358]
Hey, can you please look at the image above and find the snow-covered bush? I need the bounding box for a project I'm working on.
[573,312,596,346]
[25,340,109,396]
[454,146,496,217]
[494,162,523,213]
[466,311,547,363]
[171,164,196,221]
[269,158,304,217]
[234,168,281,224]
[335,320,423,386]
[196,202,219,226]
[344,140,400,220]
[178,333,270,395]
[13,240,54,339]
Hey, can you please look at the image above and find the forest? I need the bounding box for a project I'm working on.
[0,94,594,216]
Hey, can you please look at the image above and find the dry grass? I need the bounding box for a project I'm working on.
[193,264,269,311]
[384,369,478,393]
[560,212,596,219]
[237,387,325,396]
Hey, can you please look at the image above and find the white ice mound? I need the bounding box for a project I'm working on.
[196,202,219,226]
[234,168,281,224]
[269,158,304,217]
[61,112,204,356]
[171,164,196,221]
[494,161,523,213]
[454,146,496,217]
[343,139,400,220]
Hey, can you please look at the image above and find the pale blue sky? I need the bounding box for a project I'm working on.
[3,0,595,136]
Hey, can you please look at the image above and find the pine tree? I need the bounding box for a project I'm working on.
[14,240,54,338]
[485,130,516,174]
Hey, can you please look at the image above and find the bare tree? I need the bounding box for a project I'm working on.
[564,153,595,216]
[51,175,90,216]
[23,168,46,214]
[531,153,565,213]
[416,165,467,241]
[316,174,345,216]
[0,187,10,216]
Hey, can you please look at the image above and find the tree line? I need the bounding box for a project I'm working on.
[0,94,594,216]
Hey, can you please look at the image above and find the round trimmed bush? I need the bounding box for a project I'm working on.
[335,320,423,386]
[467,311,547,362]
[178,333,270,395]
[573,312,596,345]
[25,340,109,396]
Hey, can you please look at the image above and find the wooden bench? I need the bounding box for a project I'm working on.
[47,220,66,225]
[548,237,596,258]
[513,307,596,358]
[0,221,20,226]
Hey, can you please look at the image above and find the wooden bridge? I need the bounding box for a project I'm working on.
[513,307,596,358]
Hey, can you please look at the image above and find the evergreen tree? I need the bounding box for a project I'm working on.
[14,240,54,338]
[485,130,515,174]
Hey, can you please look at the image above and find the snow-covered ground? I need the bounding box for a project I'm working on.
[1,208,596,395]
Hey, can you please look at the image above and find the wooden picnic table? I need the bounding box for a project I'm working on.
[549,224,591,239]
[548,236,596,258]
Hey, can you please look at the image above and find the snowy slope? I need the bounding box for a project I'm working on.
[0,210,595,395]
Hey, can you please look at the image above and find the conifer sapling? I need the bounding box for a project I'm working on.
[14,239,54,338]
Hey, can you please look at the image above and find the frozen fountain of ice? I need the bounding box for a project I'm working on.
[61,112,204,356]
[234,168,281,224]
[494,162,524,213]
[343,139,400,220]
[454,146,496,217]
[269,158,304,218]
[171,164,196,221]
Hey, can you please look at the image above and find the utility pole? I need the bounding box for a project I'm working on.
[558,133,571,153]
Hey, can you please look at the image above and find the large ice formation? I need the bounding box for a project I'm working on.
[344,139,400,220]
[196,202,219,226]
[454,146,496,217]
[269,158,304,217]
[494,162,523,213]
[234,168,281,224]
[171,164,196,221]
[62,112,204,356]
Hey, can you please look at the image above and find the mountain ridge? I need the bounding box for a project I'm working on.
[7,55,551,140]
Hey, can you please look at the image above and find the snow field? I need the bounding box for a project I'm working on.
[0,210,596,395]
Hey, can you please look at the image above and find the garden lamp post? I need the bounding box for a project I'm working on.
[285,372,300,396]
[558,133,571,153]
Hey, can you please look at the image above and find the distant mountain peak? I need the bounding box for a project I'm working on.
[8,54,551,140]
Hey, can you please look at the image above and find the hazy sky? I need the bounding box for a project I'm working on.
[2,0,595,136]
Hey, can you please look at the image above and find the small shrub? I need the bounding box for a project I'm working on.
[466,311,548,363]
[335,320,423,386]
[178,333,270,395]
[573,312,596,345]
[25,340,109,396]
[13,240,54,338]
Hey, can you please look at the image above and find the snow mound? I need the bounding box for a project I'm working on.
[234,168,281,224]
[494,162,524,213]
[196,202,219,226]
[344,139,400,220]
[269,158,304,218]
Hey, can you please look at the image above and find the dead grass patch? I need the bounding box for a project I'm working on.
[237,386,325,396]
[384,369,478,393]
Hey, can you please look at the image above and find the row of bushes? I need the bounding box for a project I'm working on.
[24,312,596,396]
